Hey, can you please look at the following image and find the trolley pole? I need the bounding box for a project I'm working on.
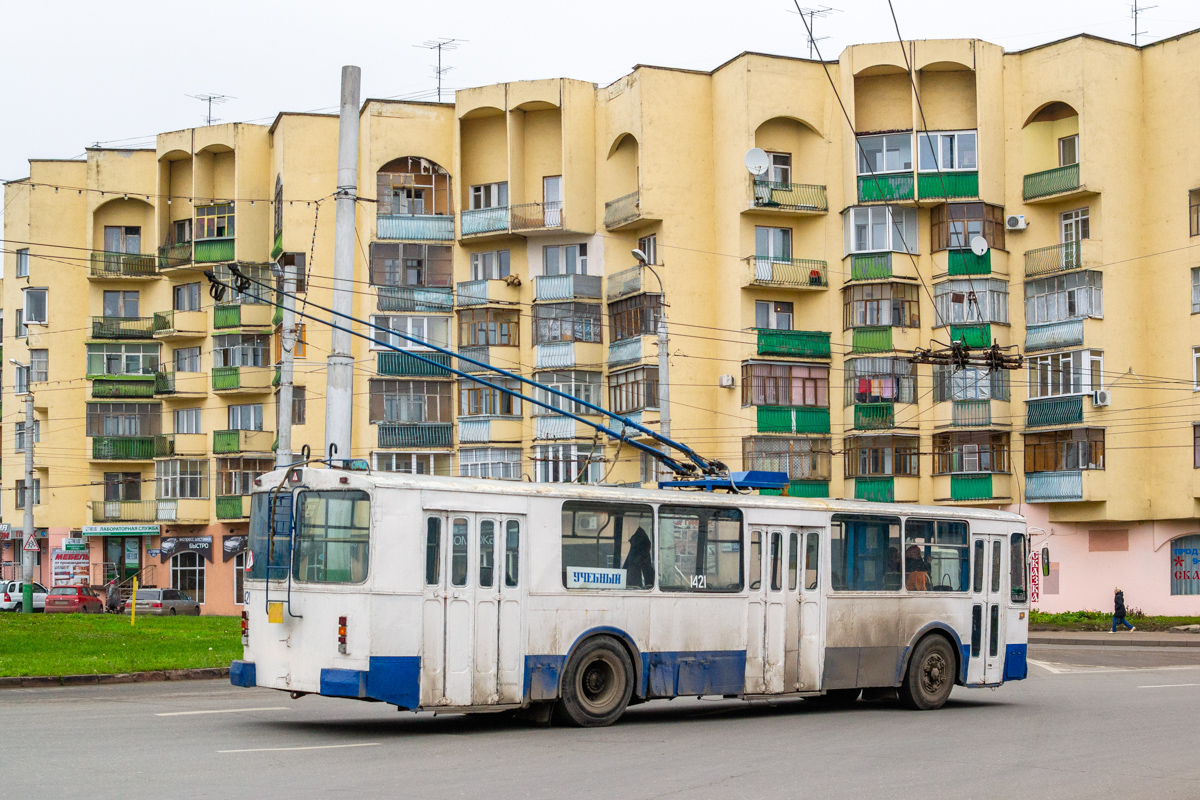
[276,258,298,467]
[20,382,34,614]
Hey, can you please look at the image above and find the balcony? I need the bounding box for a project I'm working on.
[88,252,157,279]
[745,257,828,290]
[212,366,273,393]
[153,433,207,457]
[534,414,599,441]
[1023,240,1104,277]
[755,330,831,359]
[849,253,892,281]
[1025,319,1085,352]
[153,310,206,340]
[759,480,829,498]
[459,346,495,374]
[376,214,454,241]
[193,238,235,263]
[607,265,647,301]
[949,324,991,348]
[455,280,518,308]
[858,173,914,203]
[91,316,155,340]
[952,400,992,427]
[377,351,452,377]
[755,406,831,434]
[157,241,192,269]
[154,369,206,397]
[1025,470,1083,502]
[608,336,650,367]
[1025,396,1084,428]
[461,207,511,237]
[534,273,602,302]
[946,473,995,502]
[214,303,273,329]
[510,201,562,232]
[377,423,453,448]
[751,179,828,213]
[851,326,893,354]
[92,436,156,461]
[213,429,275,455]
[458,417,523,444]
[216,495,251,521]
[604,191,647,230]
[917,171,978,201]
[91,378,156,399]
[1023,163,1084,202]
[947,249,991,276]
[156,498,210,524]
[375,285,454,313]
[853,403,895,430]
[854,477,894,503]
[534,341,602,369]
[91,499,158,523]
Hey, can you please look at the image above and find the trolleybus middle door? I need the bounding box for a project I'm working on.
[967,533,1007,685]
[797,528,824,692]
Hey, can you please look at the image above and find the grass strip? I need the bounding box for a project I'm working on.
[1031,609,1200,632]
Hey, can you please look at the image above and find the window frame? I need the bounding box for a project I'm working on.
[856,133,913,176]
[742,362,829,408]
[369,315,451,352]
[656,505,744,593]
[368,379,453,424]
[929,202,1005,253]
[23,288,47,324]
[194,203,234,240]
[292,489,371,585]
[830,513,901,592]
[844,435,920,478]
[918,130,978,172]
[842,282,921,330]
[171,552,206,605]
[844,206,920,255]
[458,447,521,480]
[933,279,1009,327]
[1026,349,1103,400]
[1023,428,1105,473]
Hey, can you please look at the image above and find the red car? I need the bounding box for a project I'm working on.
[43,585,105,614]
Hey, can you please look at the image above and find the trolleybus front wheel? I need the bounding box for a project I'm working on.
[557,637,634,727]
[899,635,955,710]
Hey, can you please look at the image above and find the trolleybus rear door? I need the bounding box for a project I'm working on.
[421,514,448,706]
[443,514,478,706]
[473,517,501,705]
[747,526,801,694]
[797,528,824,692]
[745,528,768,693]
[967,534,1006,685]
[496,517,524,704]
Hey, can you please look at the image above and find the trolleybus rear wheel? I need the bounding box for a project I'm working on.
[557,637,634,727]
[899,635,955,710]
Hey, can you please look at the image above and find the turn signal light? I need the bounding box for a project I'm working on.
[338,615,348,654]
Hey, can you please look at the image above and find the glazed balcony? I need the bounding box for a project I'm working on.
[510,201,562,232]
[608,336,652,368]
[91,499,158,523]
[376,285,454,313]
[1025,319,1085,353]
[214,303,273,329]
[461,207,511,237]
[455,280,519,308]
[376,214,454,241]
[755,330,831,359]
[755,406,831,434]
[376,351,452,378]
[213,429,274,455]
[157,241,192,269]
[1025,396,1084,428]
[534,342,603,370]
[91,316,155,340]
[533,414,600,441]
[152,309,207,340]
[212,366,273,394]
[607,266,647,301]
[1023,163,1086,203]
[91,436,156,461]
[91,378,156,399]
[745,257,828,290]
[604,191,653,230]
[377,423,453,448]
[457,417,523,444]
[1025,470,1084,502]
[751,179,828,214]
[534,274,602,302]
[857,173,914,203]
[153,433,207,458]
[216,495,251,521]
[88,252,158,279]
[193,237,235,263]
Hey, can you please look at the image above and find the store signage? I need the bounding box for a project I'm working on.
[158,536,213,563]
[1029,549,1041,604]
[51,549,90,586]
[222,535,248,562]
[82,525,161,536]
[124,539,139,568]
[63,538,87,552]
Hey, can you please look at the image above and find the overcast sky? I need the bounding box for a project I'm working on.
[3,0,1198,189]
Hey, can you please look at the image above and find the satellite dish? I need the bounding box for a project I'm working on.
[970,235,989,257]
[744,148,770,176]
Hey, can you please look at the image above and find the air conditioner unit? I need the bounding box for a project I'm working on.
[718,374,735,389]
[1006,215,1028,231]
[1092,389,1112,407]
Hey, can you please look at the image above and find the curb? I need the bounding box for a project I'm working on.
[1029,635,1200,648]
[0,666,229,690]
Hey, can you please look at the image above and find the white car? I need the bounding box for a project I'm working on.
[1,581,48,611]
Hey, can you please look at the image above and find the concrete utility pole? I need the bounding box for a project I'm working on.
[324,65,361,463]
[19,369,34,613]
[657,317,671,448]
[276,259,298,467]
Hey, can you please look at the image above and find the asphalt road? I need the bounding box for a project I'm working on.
[3,644,1199,800]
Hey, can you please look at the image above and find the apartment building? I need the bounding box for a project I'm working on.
[4,33,1200,615]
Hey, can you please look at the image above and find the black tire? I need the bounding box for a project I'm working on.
[169,608,177,616]
[557,637,635,727]
[804,688,861,706]
[899,635,956,710]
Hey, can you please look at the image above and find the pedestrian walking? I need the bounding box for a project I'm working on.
[1110,587,1136,633]
[105,578,122,614]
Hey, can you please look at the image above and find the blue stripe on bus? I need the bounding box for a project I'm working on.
[229,660,256,688]
[1003,644,1028,681]
[320,668,368,698]
[645,651,746,697]
[525,654,566,701]
[317,657,421,708]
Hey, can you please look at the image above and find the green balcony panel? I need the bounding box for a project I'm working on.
[212,367,241,391]
[157,242,191,268]
[756,330,831,358]
[951,474,992,501]
[216,496,247,519]
[851,326,893,353]
[855,477,895,503]
[89,252,157,278]
[952,400,991,427]
[755,406,831,434]
[154,371,175,394]
[272,367,281,387]
[918,171,978,200]
[214,304,241,329]
[854,403,895,430]
[378,423,453,448]
[751,180,828,212]
[153,434,176,458]
[92,436,155,460]
[950,324,991,348]
[377,351,452,377]
[948,249,991,275]
[272,306,283,326]
[92,379,155,399]
[271,230,283,260]
[213,430,240,454]
[858,174,914,202]
[194,238,235,263]
[787,480,829,498]
[1025,396,1084,428]
[1023,163,1080,201]
[850,253,892,280]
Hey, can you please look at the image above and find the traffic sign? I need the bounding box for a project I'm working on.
[23,534,40,552]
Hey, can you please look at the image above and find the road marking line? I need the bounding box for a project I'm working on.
[1138,683,1200,689]
[1027,659,1069,674]
[156,706,290,717]
[219,743,381,754]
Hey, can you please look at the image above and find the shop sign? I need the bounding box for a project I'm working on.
[158,536,213,563]
[1029,549,1041,604]
[1172,536,1200,595]
[63,538,87,552]
[51,549,90,586]
[222,535,249,562]
[82,525,161,537]
[124,539,139,568]
[146,549,161,558]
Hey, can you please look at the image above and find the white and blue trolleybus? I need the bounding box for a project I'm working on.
[232,466,1030,726]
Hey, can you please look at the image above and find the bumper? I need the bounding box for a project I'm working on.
[1003,643,1028,680]
[318,657,421,709]
[230,660,257,688]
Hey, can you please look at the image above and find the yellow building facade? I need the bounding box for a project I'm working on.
[5,33,1200,614]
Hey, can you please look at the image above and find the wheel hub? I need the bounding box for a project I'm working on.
[922,653,948,694]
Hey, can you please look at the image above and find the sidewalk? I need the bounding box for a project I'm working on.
[1029,630,1200,648]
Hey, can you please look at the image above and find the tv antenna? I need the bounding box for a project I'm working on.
[1131,1,1156,46]
[790,6,841,59]
[187,93,235,126]
[414,38,467,102]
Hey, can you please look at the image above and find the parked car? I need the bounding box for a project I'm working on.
[127,588,201,616]
[0,581,48,612]
[44,585,105,614]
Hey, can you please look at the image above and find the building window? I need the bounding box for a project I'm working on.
[843,206,919,255]
[470,182,508,209]
[1059,134,1079,167]
[638,234,657,265]
[86,343,160,377]
[377,156,450,216]
[29,349,48,383]
[470,250,510,280]
[1024,429,1104,472]
[1195,425,1200,469]
[273,175,283,242]
[845,357,916,405]
[1027,350,1103,399]
[1195,347,1200,391]
[15,479,42,507]
[14,364,28,394]
[534,444,604,484]
[173,218,193,245]
[368,380,453,424]
[1061,208,1089,243]
[174,408,201,434]
[930,203,1005,252]
[543,244,587,276]
[212,334,269,368]
[933,279,1009,326]
[755,226,792,261]
[533,303,602,344]
[273,324,307,363]
[211,263,270,305]
[196,203,234,239]
[23,289,47,324]
[755,300,793,330]
[156,460,209,499]
[103,226,141,254]
[743,436,831,481]
[14,420,40,453]
[459,309,519,347]
[1025,272,1103,325]
[370,315,450,351]
[15,308,26,339]
[609,294,662,342]
[742,363,829,407]
[918,131,978,172]
[373,452,452,475]
[766,151,791,184]
[291,386,306,426]
[174,283,201,312]
[85,403,161,437]
[173,346,201,373]
[843,282,921,329]
[227,404,263,431]
[459,448,521,480]
[532,370,601,416]
[102,291,139,318]
[459,379,521,417]
[171,552,205,605]
[1170,534,1200,595]
[609,367,659,415]
[16,248,29,278]
[1193,268,1200,313]
[933,432,1010,474]
[275,253,307,293]
[368,243,452,288]
[1191,191,1200,238]
[933,366,1010,402]
[857,133,913,175]
[234,552,246,605]
[218,457,273,495]
[845,435,920,478]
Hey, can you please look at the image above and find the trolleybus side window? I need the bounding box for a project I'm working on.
[657,506,743,593]
[770,532,784,591]
[972,540,985,593]
[479,520,495,588]
[830,514,900,591]
[1010,532,1028,603]
[452,518,469,587]
[903,518,969,592]
[425,518,441,585]
[788,531,799,590]
[561,501,654,590]
[504,520,519,587]
[990,540,1002,593]
[804,532,819,590]
[293,490,370,584]
[248,491,292,580]
[971,605,982,657]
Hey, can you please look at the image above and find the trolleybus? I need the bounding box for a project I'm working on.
[231,466,1029,726]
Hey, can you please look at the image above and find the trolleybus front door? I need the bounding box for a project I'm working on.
[747,526,801,694]
[797,528,824,692]
[967,534,1006,685]
[471,516,524,705]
